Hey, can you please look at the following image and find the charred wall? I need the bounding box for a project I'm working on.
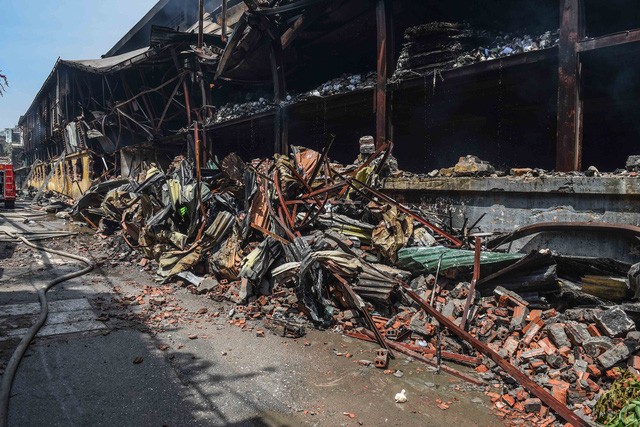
[582,43,640,171]
[392,60,559,172]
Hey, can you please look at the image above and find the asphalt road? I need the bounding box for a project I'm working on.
[0,206,500,427]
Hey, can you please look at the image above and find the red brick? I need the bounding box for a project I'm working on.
[539,405,549,418]
[587,364,601,377]
[513,402,525,413]
[502,394,515,407]
[587,379,600,392]
[522,318,545,345]
[558,346,572,357]
[475,364,489,373]
[530,360,545,369]
[515,389,529,401]
[487,392,501,401]
[552,384,568,405]
[629,355,640,370]
[606,369,621,379]
[538,337,557,355]
[587,323,602,337]
[528,309,543,321]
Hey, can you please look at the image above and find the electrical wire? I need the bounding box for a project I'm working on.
[0,228,94,427]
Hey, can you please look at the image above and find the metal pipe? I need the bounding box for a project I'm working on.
[198,0,205,49]
[460,236,481,330]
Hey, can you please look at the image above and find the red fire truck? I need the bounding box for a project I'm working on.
[0,159,16,209]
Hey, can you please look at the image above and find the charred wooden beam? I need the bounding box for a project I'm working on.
[243,0,259,11]
[556,0,584,172]
[375,0,394,149]
[577,28,640,52]
[281,0,341,49]
[216,14,248,79]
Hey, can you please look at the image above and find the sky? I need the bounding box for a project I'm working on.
[0,0,159,130]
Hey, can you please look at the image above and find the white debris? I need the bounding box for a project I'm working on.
[394,389,407,403]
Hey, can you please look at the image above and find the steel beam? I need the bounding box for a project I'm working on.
[221,0,228,42]
[198,0,205,48]
[375,0,393,148]
[556,0,584,172]
[578,28,640,52]
[270,37,288,154]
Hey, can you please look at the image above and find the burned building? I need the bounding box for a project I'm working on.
[8,3,640,426]
[18,0,640,244]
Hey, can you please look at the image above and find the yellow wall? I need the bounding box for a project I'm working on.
[29,151,94,200]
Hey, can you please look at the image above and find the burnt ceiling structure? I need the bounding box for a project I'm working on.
[19,0,640,179]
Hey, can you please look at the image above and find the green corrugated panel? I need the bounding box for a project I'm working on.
[397,246,523,274]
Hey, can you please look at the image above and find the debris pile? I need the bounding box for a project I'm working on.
[209,72,377,125]
[352,272,640,425]
[294,72,377,101]
[453,30,559,68]
[211,98,275,124]
[393,22,559,80]
[394,22,477,78]
[70,139,640,426]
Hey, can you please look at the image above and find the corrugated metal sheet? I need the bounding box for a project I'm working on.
[64,47,151,73]
[397,246,523,274]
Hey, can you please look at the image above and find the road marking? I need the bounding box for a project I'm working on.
[0,298,91,316]
[0,320,106,341]
[0,298,106,341]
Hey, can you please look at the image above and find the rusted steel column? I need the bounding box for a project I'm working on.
[221,0,228,42]
[198,0,205,49]
[556,0,584,172]
[375,0,394,148]
[270,39,288,154]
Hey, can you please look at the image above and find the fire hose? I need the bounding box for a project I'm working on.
[0,229,94,427]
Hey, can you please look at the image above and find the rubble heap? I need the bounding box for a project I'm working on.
[294,72,377,101]
[393,22,559,80]
[209,72,377,125]
[453,30,559,68]
[394,22,477,78]
[211,98,275,124]
[70,138,640,427]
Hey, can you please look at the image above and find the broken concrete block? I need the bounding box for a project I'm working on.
[595,307,636,338]
[546,323,571,348]
[582,336,614,357]
[442,301,456,318]
[626,155,640,172]
[239,277,252,301]
[409,312,426,331]
[585,165,599,177]
[546,353,564,369]
[439,167,454,177]
[359,136,375,156]
[565,322,591,346]
[510,168,533,177]
[598,342,631,369]
[573,359,588,374]
[564,308,597,323]
[453,155,495,176]
[198,277,220,293]
[524,398,542,413]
